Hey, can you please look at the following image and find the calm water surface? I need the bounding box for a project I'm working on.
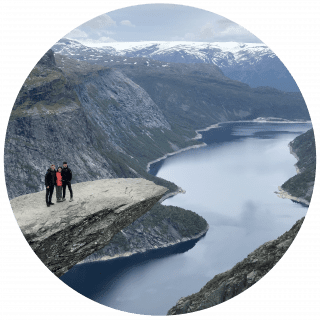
[61,121,312,315]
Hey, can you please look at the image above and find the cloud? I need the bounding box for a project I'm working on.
[199,22,215,40]
[120,20,136,27]
[82,14,117,29]
[173,23,215,42]
[79,37,117,46]
[217,18,235,29]
[217,19,248,36]
[170,35,186,41]
[98,36,117,43]
[65,28,88,39]
[176,20,261,43]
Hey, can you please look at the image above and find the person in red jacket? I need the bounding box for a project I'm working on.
[56,167,63,202]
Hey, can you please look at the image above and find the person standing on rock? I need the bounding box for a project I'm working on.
[45,164,57,207]
[61,161,73,202]
[56,167,63,202]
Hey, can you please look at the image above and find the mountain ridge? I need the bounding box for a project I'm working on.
[53,38,299,92]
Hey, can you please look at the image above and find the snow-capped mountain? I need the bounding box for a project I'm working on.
[52,39,300,92]
[99,41,275,66]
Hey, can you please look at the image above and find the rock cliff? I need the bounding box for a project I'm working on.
[167,217,304,315]
[10,178,167,277]
[4,50,191,199]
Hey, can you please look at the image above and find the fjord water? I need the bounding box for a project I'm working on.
[61,121,311,315]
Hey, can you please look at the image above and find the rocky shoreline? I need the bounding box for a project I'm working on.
[192,119,311,141]
[274,141,310,205]
[275,186,309,206]
[146,142,207,172]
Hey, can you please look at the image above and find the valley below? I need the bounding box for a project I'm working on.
[61,121,312,315]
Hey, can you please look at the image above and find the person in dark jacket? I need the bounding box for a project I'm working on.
[45,164,57,207]
[61,161,73,202]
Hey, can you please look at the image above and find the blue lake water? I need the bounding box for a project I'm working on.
[61,121,312,315]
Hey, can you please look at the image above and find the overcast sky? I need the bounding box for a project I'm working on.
[65,4,262,45]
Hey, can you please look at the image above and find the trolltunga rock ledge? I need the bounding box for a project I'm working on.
[10,178,167,277]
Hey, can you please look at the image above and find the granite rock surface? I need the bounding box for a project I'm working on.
[11,178,167,277]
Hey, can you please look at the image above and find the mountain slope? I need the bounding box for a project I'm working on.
[5,50,191,199]
[167,217,304,314]
[112,61,308,129]
[52,40,309,129]
[80,203,209,263]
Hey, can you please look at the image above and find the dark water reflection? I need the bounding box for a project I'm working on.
[61,235,204,301]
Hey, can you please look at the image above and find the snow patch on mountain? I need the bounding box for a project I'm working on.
[52,39,299,92]
[60,39,274,64]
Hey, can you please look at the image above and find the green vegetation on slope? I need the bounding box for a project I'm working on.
[81,203,209,262]
[141,203,208,237]
[281,129,316,202]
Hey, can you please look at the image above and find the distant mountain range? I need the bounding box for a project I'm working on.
[52,38,300,92]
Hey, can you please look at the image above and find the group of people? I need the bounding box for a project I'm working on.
[45,161,73,207]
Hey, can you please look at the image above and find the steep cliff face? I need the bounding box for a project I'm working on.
[10,178,167,277]
[5,50,188,199]
[112,62,309,129]
[167,218,304,315]
[278,129,316,205]
[79,203,209,263]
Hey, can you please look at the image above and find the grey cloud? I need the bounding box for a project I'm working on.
[199,23,215,40]
[120,20,136,27]
[217,18,237,30]
[82,14,117,29]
